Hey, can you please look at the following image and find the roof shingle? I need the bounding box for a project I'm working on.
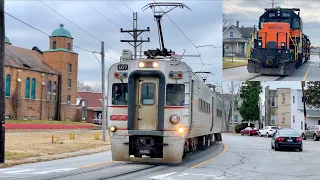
[5,44,60,75]
[77,92,106,108]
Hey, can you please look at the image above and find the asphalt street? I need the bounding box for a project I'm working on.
[2,133,320,179]
[223,55,320,81]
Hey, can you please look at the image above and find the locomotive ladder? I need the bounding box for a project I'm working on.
[289,35,298,61]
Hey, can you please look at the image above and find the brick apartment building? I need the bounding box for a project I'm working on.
[4,23,78,121]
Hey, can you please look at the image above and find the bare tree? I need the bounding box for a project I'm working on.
[11,88,21,120]
[92,83,102,93]
[78,81,93,92]
[215,81,241,132]
[223,13,233,28]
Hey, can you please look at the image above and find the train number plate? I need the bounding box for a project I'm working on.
[287,139,293,142]
[140,150,150,154]
[117,64,128,70]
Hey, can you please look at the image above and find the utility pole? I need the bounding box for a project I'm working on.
[231,81,235,133]
[0,0,5,163]
[301,81,307,131]
[120,12,150,59]
[268,0,278,8]
[140,36,142,58]
[101,41,106,142]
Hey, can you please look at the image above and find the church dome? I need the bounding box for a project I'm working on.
[5,36,11,44]
[51,23,73,39]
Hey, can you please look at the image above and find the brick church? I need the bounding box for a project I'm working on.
[4,23,78,121]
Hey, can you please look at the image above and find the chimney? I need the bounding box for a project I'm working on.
[236,21,239,27]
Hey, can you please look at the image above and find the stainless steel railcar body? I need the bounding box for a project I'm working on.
[107,55,223,163]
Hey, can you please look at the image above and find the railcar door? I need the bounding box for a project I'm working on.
[210,97,214,131]
[137,76,158,130]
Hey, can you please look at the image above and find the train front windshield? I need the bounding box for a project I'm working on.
[112,83,128,105]
[166,84,185,106]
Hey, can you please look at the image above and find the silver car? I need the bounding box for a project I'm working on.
[302,125,320,141]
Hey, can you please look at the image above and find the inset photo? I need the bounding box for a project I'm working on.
[223,0,319,81]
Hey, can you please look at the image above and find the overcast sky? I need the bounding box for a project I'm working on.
[223,0,320,46]
[5,0,222,86]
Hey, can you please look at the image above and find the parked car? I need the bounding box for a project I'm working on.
[301,125,320,141]
[271,129,303,151]
[258,126,279,137]
[240,127,258,136]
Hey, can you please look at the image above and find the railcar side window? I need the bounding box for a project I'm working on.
[141,83,155,105]
[166,84,185,106]
[112,83,128,105]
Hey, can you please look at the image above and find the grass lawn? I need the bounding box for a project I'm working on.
[5,130,110,162]
[223,61,248,69]
[6,120,92,125]
[5,152,39,161]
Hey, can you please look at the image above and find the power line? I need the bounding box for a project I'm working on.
[5,12,93,53]
[283,0,288,8]
[107,0,131,23]
[4,12,106,65]
[82,1,121,29]
[38,0,120,55]
[223,1,257,20]
[121,0,148,27]
[82,0,131,40]
[251,0,263,9]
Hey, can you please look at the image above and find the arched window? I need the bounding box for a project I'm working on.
[67,41,71,50]
[53,81,57,101]
[25,77,30,98]
[31,78,36,99]
[47,81,52,100]
[5,74,10,96]
[53,40,56,49]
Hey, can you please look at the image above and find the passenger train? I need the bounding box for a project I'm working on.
[107,49,224,163]
[247,7,311,76]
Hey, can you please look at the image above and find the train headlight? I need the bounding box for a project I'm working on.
[281,42,285,47]
[110,126,117,132]
[177,127,185,134]
[152,62,159,68]
[258,42,262,46]
[169,114,180,124]
[138,62,145,68]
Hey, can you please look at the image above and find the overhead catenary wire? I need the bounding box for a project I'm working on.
[38,0,120,55]
[152,0,205,69]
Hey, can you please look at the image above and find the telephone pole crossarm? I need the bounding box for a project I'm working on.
[120,12,150,59]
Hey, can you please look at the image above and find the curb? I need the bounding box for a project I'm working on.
[3,123,94,130]
[223,64,248,70]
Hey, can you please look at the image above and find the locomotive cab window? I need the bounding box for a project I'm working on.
[141,83,155,105]
[166,84,185,106]
[112,83,128,105]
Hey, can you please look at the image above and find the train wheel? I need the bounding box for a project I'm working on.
[207,135,211,147]
[210,134,215,146]
[182,149,186,159]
